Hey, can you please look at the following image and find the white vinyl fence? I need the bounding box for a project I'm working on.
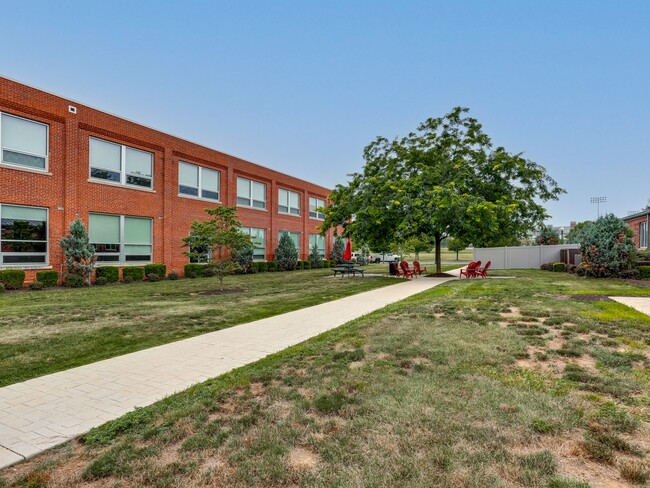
[473,244,580,269]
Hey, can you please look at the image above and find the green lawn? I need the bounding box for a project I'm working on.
[5,270,650,487]
[0,269,395,387]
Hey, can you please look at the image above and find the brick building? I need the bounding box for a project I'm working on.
[0,76,333,281]
[623,210,650,250]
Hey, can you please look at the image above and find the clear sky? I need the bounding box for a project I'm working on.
[2,0,648,226]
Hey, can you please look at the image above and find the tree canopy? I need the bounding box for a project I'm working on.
[322,107,565,274]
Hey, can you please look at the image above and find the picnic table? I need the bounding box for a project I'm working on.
[332,266,365,277]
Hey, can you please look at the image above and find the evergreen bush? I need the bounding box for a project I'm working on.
[0,270,26,289]
[268,261,279,272]
[256,262,268,272]
[147,273,160,282]
[232,245,254,274]
[184,264,205,277]
[639,266,650,280]
[295,260,304,270]
[59,217,96,286]
[95,277,108,286]
[96,266,119,284]
[275,231,298,271]
[309,243,323,269]
[331,236,345,264]
[64,273,85,288]
[168,271,179,280]
[29,281,45,291]
[552,262,567,272]
[540,263,553,271]
[123,276,134,284]
[122,266,145,282]
[580,214,637,278]
[303,260,312,270]
[144,264,166,278]
[36,270,59,287]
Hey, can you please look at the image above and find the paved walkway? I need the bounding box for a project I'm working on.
[610,296,650,317]
[0,276,454,469]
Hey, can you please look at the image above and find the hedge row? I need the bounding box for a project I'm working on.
[184,259,337,277]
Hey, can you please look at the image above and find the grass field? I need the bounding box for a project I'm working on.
[4,270,650,487]
[0,269,396,388]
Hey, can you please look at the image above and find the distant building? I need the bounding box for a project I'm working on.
[623,211,649,249]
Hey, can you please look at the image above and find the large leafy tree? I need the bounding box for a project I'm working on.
[322,107,565,274]
[535,225,560,245]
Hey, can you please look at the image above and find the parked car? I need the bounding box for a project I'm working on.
[351,252,399,263]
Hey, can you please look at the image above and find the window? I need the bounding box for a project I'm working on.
[278,189,300,215]
[178,162,220,201]
[90,137,153,189]
[309,197,326,220]
[641,221,648,249]
[237,177,266,209]
[89,213,152,263]
[279,231,300,254]
[188,244,211,264]
[309,234,326,258]
[1,113,48,170]
[0,204,48,265]
[241,227,266,261]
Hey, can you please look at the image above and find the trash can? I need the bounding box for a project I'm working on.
[389,262,399,275]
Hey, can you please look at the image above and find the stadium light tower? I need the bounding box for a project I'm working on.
[590,196,606,219]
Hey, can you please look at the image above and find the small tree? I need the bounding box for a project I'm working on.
[275,231,299,270]
[331,236,345,264]
[309,243,323,268]
[565,221,593,244]
[535,225,560,245]
[447,237,467,261]
[182,206,251,290]
[59,216,96,286]
[404,236,433,260]
[580,214,637,278]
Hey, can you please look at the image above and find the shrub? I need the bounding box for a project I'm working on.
[36,270,59,287]
[567,264,577,274]
[331,236,345,264]
[256,262,268,273]
[552,262,567,272]
[64,273,85,288]
[309,243,323,269]
[123,276,134,284]
[96,266,119,284]
[122,266,145,282]
[575,263,588,277]
[0,283,5,293]
[186,272,198,279]
[147,273,160,282]
[144,264,166,278]
[620,269,640,280]
[303,260,312,270]
[184,264,205,278]
[232,245,254,274]
[95,276,108,286]
[580,214,637,278]
[275,231,298,271]
[0,270,26,289]
[535,225,560,245]
[29,281,45,291]
[540,263,553,271]
[203,267,216,278]
[267,261,279,272]
[168,271,179,280]
[639,266,650,280]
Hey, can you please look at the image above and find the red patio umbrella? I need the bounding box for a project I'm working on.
[344,238,352,261]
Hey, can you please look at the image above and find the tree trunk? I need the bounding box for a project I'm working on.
[456,250,459,261]
[435,233,442,275]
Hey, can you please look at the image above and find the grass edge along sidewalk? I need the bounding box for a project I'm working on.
[0,277,452,470]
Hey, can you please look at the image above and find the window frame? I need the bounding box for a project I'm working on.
[309,233,326,258]
[278,230,300,254]
[89,136,154,190]
[0,112,49,172]
[236,177,267,210]
[89,212,153,264]
[641,221,648,249]
[278,188,301,216]
[309,197,326,220]
[0,203,49,268]
[241,227,267,261]
[178,161,221,202]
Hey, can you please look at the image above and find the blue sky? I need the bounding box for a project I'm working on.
[2,0,649,225]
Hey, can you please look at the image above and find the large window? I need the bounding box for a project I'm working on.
[309,197,326,220]
[0,204,48,265]
[641,221,648,249]
[278,189,300,216]
[178,162,220,201]
[309,234,326,258]
[89,213,152,263]
[279,231,300,254]
[188,244,211,264]
[241,227,266,261]
[1,113,48,170]
[237,177,266,209]
[90,137,153,189]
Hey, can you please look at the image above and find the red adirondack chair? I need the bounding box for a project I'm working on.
[400,261,416,278]
[391,262,403,278]
[413,260,427,275]
[478,260,491,278]
[460,261,481,278]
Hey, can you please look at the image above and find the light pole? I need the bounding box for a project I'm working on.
[590,196,606,219]
[560,227,564,243]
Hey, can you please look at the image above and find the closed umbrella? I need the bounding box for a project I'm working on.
[344,238,352,261]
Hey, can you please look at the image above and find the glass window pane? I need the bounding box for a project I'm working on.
[2,205,47,221]
[1,114,47,156]
[179,162,198,188]
[237,177,250,200]
[201,168,219,193]
[89,214,120,244]
[3,255,46,264]
[124,217,151,244]
[252,181,266,202]
[289,191,300,210]
[90,167,121,182]
[279,189,288,207]
[1,241,48,252]
[2,150,46,169]
[124,244,152,255]
[125,147,152,177]
[90,138,121,171]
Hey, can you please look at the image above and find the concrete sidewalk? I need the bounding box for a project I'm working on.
[610,296,650,317]
[0,276,454,469]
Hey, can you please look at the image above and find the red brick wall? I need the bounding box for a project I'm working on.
[0,77,333,282]
[625,215,650,249]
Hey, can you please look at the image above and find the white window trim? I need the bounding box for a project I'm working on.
[178,161,221,203]
[89,137,154,191]
[0,203,49,268]
[640,221,648,249]
[309,197,326,221]
[0,112,50,173]
[278,188,301,217]
[236,177,267,210]
[90,213,153,265]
